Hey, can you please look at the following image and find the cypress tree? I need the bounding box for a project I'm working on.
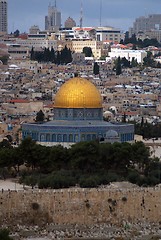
[116,57,122,75]
[93,62,99,75]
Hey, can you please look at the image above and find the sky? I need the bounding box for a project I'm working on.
[8,0,161,33]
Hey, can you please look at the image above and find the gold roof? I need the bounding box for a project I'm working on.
[54,77,102,108]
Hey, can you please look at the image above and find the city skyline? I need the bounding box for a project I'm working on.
[8,0,161,33]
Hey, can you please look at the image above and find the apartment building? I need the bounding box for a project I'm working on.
[96,27,124,43]
[72,39,103,59]
[129,14,161,36]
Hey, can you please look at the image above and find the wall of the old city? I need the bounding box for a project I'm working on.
[0,187,161,226]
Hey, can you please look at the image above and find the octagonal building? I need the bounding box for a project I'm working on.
[22,77,134,147]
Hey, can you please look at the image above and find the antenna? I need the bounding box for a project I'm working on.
[100,0,102,27]
[80,1,83,28]
[55,0,56,8]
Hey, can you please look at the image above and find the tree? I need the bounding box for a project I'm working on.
[35,110,45,122]
[93,62,99,75]
[143,51,155,67]
[0,229,13,240]
[13,29,20,37]
[30,46,35,60]
[82,47,93,57]
[131,57,138,67]
[69,141,100,173]
[122,112,126,123]
[131,141,150,172]
[44,47,50,62]
[56,51,61,65]
[47,145,69,172]
[0,55,9,65]
[60,46,72,64]
[0,139,12,149]
[50,46,55,63]
[115,57,122,75]
[18,137,40,171]
[121,57,130,68]
[132,44,137,50]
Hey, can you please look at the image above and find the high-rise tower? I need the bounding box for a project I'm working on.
[0,0,7,33]
[45,1,61,30]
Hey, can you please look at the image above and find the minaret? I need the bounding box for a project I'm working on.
[80,1,83,28]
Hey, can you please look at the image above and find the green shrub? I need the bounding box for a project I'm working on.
[0,228,13,240]
[127,170,140,184]
[79,176,98,188]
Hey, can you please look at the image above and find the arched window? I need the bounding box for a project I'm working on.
[92,134,96,140]
[52,134,56,142]
[40,134,45,142]
[69,134,73,142]
[57,134,62,142]
[46,134,50,142]
[75,134,79,142]
[81,134,85,141]
[87,134,91,141]
[63,134,67,142]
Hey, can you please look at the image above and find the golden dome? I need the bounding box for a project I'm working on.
[54,77,102,108]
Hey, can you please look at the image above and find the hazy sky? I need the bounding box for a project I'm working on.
[8,0,161,33]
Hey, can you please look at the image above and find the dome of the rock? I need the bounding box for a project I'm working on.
[54,77,102,109]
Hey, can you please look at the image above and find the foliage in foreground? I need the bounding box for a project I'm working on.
[0,229,13,240]
[0,137,160,188]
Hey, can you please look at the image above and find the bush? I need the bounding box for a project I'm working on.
[21,175,38,188]
[38,171,76,189]
[79,176,98,188]
[107,172,120,182]
[127,170,140,184]
[122,196,127,202]
[31,202,40,210]
[0,228,13,240]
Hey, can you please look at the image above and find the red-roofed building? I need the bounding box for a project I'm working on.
[18,34,28,40]
[9,99,30,104]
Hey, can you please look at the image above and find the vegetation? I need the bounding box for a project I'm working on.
[114,53,161,70]
[93,62,100,75]
[0,137,160,188]
[13,29,20,37]
[134,118,161,139]
[82,47,93,57]
[35,110,45,122]
[122,34,161,48]
[115,56,122,75]
[30,45,72,64]
[0,229,13,240]
[0,55,9,65]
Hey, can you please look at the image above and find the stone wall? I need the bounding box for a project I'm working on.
[0,187,161,226]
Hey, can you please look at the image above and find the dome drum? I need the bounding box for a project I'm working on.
[54,108,103,121]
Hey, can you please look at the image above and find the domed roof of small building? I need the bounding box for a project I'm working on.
[103,111,113,117]
[106,130,118,138]
[54,77,102,109]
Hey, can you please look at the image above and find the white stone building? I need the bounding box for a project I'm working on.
[108,49,147,63]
